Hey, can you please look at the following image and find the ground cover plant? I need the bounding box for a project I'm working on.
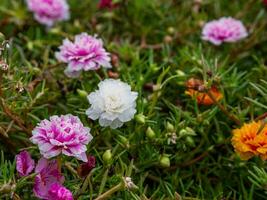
[1,0,267,199]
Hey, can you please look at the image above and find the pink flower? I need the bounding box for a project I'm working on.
[202,17,248,45]
[47,183,73,200]
[264,0,267,6]
[98,0,118,9]
[30,114,93,162]
[26,0,70,27]
[33,158,64,199]
[15,151,35,177]
[55,33,111,78]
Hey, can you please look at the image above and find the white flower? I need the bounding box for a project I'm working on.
[86,79,138,129]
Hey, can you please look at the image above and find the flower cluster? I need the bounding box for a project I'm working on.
[231,121,267,160]
[55,33,111,77]
[202,17,248,45]
[185,78,223,106]
[26,0,69,27]
[15,152,74,200]
[86,79,138,129]
[31,114,93,162]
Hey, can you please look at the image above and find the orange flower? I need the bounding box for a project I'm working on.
[185,78,223,105]
[231,121,267,160]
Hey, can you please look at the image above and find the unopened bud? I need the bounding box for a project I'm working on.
[166,122,175,132]
[117,135,129,148]
[135,114,146,124]
[77,155,96,177]
[185,136,195,147]
[167,27,175,35]
[146,127,156,139]
[102,149,112,164]
[176,70,186,77]
[179,127,196,137]
[77,89,88,98]
[159,154,170,168]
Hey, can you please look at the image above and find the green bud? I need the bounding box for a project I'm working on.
[49,27,61,34]
[102,149,112,164]
[150,64,159,73]
[117,135,130,148]
[176,70,186,77]
[179,129,187,137]
[203,119,210,126]
[159,155,170,168]
[185,136,195,147]
[185,127,196,136]
[167,27,175,35]
[27,41,33,50]
[77,89,88,98]
[135,114,146,124]
[166,122,175,132]
[179,127,196,137]
[146,127,156,139]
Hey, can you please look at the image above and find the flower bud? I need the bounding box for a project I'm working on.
[167,27,175,35]
[77,155,96,177]
[117,135,130,148]
[179,127,196,137]
[185,136,195,147]
[146,127,156,139]
[159,154,170,168]
[176,70,186,77]
[135,114,146,124]
[166,122,175,132]
[102,149,112,164]
[77,89,88,98]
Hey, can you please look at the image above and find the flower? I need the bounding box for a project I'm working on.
[55,33,111,78]
[30,114,93,162]
[15,151,35,177]
[26,0,69,27]
[264,0,267,6]
[86,79,138,129]
[47,183,73,200]
[202,17,248,45]
[33,158,64,199]
[98,0,118,9]
[231,121,267,160]
[77,155,96,177]
[185,78,223,105]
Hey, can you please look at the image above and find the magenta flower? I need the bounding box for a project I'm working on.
[15,151,35,177]
[30,114,93,162]
[47,183,73,200]
[33,158,64,199]
[26,0,70,27]
[98,0,118,9]
[55,33,112,78]
[77,155,96,177]
[202,17,248,45]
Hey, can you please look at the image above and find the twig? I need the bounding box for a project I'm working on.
[0,98,31,135]
[206,90,241,126]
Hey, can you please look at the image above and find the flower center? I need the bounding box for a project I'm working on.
[105,95,123,112]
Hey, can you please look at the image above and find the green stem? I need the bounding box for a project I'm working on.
[57,157,62,173]
[94,182,124,200]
